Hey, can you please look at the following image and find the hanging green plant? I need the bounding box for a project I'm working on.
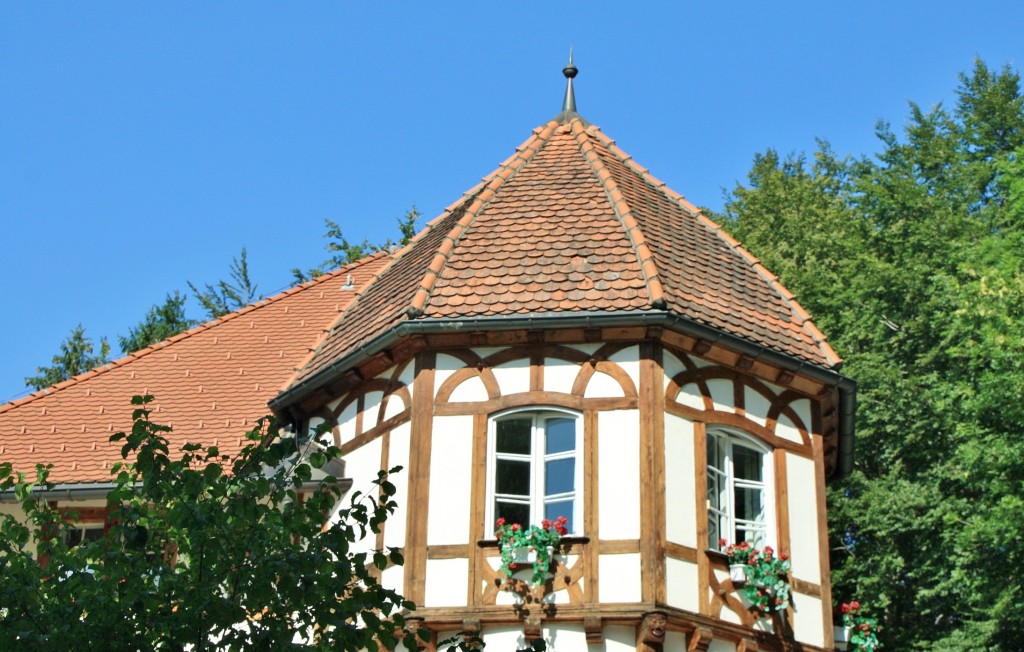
[719,540,791,617]
[495,517,567,586]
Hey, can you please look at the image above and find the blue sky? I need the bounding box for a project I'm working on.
[2,2,1022,404]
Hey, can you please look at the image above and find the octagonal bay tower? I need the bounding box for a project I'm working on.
[272,61,856,652]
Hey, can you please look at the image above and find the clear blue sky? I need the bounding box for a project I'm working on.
[2,2,1022,404]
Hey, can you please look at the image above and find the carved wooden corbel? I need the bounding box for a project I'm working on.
[639,611,668,651]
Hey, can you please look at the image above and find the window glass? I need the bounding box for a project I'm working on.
[496,502,531,527]
[733,445,763,481]
[495,459,531,495]
[545,418,575,454]
[544,458,575,495]
[544,501,574,532]
[497,418,532,454]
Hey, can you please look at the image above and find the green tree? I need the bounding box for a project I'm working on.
[188,247,261,320]
[717,60,1024,650]
[292,206,421,284]
[118,292,197,354]
[0,396,419,651]
[25,324,111,390]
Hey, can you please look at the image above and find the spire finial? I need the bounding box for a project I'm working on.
[561,47,578,114]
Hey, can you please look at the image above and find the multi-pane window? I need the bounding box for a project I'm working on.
[488,410,581,535]
[707,429,772,549]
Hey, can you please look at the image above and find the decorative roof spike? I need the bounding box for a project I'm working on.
[562,48,578,114]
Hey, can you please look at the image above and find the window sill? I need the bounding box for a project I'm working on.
[476,535,590,548]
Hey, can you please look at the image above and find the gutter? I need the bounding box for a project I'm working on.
[270,311,856,479]
[0,482,119,503]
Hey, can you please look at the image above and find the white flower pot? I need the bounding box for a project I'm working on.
[729,563,747,585]
[834,625,850,651]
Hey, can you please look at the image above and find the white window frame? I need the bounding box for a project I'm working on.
[706,428,775,549]
[485,407,583,537]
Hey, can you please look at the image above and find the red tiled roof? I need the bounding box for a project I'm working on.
[0,253,390,484]
[293,116,839,389]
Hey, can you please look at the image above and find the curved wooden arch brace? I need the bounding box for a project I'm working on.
[665,369,715,412]
[665,401,812,457]
[437,391,638,416]
[434,366,502,405]
[330,378,409,419]
[377,383,413,426]
[766,390,813,448]
[571,359,638,398]
[665,367,785,420]
[483,344,591,367]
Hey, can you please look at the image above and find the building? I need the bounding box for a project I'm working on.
[0,59,855,651]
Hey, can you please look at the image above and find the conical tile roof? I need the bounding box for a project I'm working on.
[289,114,840,394]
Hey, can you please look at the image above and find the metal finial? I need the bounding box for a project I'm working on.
[561,48,577,114]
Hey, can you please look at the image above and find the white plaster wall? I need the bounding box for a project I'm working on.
[665,630,688,652]
[678,383,704,410]
[426,415,473,546]
[663,350,688,390]
[470,346,506,359]
[706,378,734,413]
[434,354,467,399]
[383,391,407,420]
[664,413,696,548]
[481,626,526,652]
[608,345,640,392]
[362,390,384,431]
[336,399,358,445]
[713,568,742,626]
[744,386,772,428]
[423,558,468,607]
[583,370,624,398]
[791,398,812,432]
[544,358,580,394]
[384,422,411,549]
[543,623,587,652]
[792,592,826,648]
[598,553,642,603]
[566,342,602,356]
[381,564,404,598]
[604,624,636,652]
[665,557,699,613]
[334,437,382,555]
[448,374,489,403]
[398,362,415,395]
[597,409,640,540]
[708,640,737,652]
[775,413,803,445]
[786,453,822,583]
[492,357,530,396]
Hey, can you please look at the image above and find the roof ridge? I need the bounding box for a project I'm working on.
[587,127,842,367]
[406,120,561,317]
[571,119,667,310]
[0,252,393,415]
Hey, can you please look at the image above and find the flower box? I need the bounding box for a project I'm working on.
[506,545,555,572]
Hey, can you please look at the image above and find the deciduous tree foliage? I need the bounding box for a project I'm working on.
[118,292,197,354]
[0,397,418,651]
[24,324,111,391]
[713,60,1024,650]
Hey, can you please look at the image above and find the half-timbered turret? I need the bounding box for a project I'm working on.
[270,58,856,652]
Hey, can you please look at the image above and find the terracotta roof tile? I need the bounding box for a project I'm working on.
[290,114,840,394]
[0,253,390,484]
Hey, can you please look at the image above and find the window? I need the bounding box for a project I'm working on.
[64,522,105,547]
[706,429,773,549]
[487,409,582,535]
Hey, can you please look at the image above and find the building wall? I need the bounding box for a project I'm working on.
[327,339,836,651]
